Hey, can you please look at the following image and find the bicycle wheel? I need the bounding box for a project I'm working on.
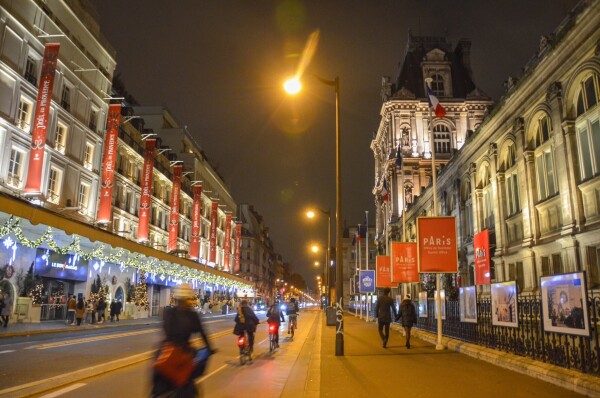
[240,347,247,365]
[270,334,276,352]
[290,324,295,339]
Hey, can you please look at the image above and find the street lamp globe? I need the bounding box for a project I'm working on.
[306,210,316,218]
[284,77,302,95]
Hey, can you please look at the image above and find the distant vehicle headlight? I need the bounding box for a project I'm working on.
[280,304,286,311]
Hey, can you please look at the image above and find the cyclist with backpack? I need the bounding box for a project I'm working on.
[286,297,299,334]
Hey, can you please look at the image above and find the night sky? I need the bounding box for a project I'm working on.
[90,0,577,287]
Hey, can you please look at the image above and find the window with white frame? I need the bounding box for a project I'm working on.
[504,144,521,216]
[533,115,557,201]
[55,122,67,154]
[84,142,94,170]
[78,182,90,213]
[24,55,38,86]
[17,97,33,131]
[575,74,600,181]
[433,124,451,154]
[7,147,25,188]
[430,73,445,97]
[47,167,62,204]
[60,85,71,111]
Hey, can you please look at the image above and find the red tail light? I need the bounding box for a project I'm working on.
[269,324,276,332]
[237,336,245,347]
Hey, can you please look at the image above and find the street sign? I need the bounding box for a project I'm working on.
[359,270,376,293]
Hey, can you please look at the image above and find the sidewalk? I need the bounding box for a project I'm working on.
[297,312,599,398]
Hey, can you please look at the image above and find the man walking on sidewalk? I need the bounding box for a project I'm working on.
[375,287,396,348]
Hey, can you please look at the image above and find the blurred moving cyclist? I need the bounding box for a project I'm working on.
[286,297,299,334]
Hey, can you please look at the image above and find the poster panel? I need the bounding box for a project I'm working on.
[540,272,590,336]
[97,104,121,223]
[234,223,242,273]
[189,185,202,260]
[474,229,491,285]
[417,217,458,273]
[359,270,376,293]
[418,291,428,318]
[209,201,218,264]
[459,286,478,323]
[391,242,419,283]
[24,43,60,194]
[137,139,155,241]
[376,256,394,288]
[223,215,232,272]
[491,281,518,328]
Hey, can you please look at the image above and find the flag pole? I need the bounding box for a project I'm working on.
[425,78,444,351]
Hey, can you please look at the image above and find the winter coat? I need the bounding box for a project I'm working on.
[234,305,259,334]
[75,299,86,318]
[267,304,283,325]
[397,299,417,327]
[1,296,12,317]
[67,298,76,311]
[375,294,397,323]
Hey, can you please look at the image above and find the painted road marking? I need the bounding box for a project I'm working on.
[197,364,228,384]
[0,350,15,354]
[39,383,86,398]
[27,328,160,350]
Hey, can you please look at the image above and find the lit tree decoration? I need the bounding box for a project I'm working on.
[30,283,44,304]
[134,272,149,311]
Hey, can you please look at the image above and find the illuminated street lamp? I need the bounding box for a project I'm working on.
[285,74,344,356]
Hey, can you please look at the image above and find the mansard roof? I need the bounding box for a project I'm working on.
[392,32,480,99]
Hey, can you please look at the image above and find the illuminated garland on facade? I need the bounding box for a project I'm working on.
[0,217,251,290]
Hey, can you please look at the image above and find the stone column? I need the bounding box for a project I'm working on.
[520,248,537,292]
[561,119,585,232]
[521,150,538,247]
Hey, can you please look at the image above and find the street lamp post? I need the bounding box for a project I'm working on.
[285,75,343,356]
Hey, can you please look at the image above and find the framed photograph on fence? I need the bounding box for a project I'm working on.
[418,291,427,318]
[434,290,446,320]
[540,272,589,337]
[460,286,477,323]
[491,281,518,328]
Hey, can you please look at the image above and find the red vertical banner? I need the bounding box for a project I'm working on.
[137,139,155,241]
[24,43,60,194]
[391,242,419,283]
[97,104,121,223]
[209,201,218,265]
[417,216,458,273]
[474,229,491,285]
[376,256,394,288]
[234,223,242,273]
[167,165,183,252]
[223,215,232,272]
[189,185,203,260]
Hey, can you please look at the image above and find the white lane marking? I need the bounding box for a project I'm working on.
[197,364,228,384]
[27,328,160,350]
[0,350,15,354]
[39,383,86,397]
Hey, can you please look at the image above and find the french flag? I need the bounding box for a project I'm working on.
[426,85,446,118]
[382,179,389,201]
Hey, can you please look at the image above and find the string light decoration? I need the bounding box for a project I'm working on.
[134,272,149,310]
[0,217,251,290]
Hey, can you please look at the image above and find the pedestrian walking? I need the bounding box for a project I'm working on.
[109,299,116,322]
[115,299,122,321]
[66,295,76,325]
[375,287,397,348]
[97,298,106,324]
[396,294,417,349]
[1,292,13,328]
[75,297,85,326]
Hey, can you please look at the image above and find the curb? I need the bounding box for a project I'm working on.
[405,326,600,398]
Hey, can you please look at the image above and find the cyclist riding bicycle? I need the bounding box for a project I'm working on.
[286,297,299,334]
[266,300,285,347]
[234,300,259,357]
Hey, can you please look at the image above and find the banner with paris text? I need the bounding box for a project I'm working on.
[167,165,183,252]
[209,201,218,264]
[137,139,156,241]
[24,43,60,194]
[391,242,419,283]
[223,215,232,271]
[417,216,458,273]
[376,256,395,288]
[234,223,242,273]
[474,229,491,285]
[189,185,203,260]
[97,103,121,223]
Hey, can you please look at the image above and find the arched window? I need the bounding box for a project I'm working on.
[430,74,444,97]
[433,125,451,154]
[533,115,557,201]
[504,143,521,216]
[575,73,600,181]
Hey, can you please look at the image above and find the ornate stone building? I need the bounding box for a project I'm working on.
[372,0,600,294]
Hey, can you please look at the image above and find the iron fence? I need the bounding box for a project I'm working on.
[415,290,600,375]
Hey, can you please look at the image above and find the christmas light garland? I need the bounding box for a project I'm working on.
[0,217,251,290]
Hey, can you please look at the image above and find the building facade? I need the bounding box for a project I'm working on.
[372,0,600,295]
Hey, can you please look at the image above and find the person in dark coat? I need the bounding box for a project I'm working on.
[234,300,260,356]
[396,294,417,348]
[266,300,284,347]
[109,299,117,322]
[375,287,397,348]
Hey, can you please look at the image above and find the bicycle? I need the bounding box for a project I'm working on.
[268,322,279,352]
[237,331,252,365]
[288,314,297,339]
